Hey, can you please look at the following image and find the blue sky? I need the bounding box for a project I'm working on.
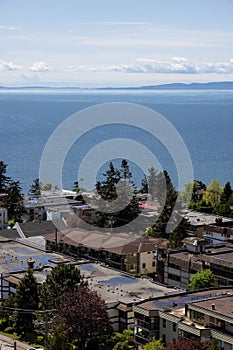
[1,0,233,86]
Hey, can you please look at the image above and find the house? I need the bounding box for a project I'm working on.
[134,288,233,349]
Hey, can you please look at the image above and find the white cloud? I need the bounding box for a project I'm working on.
[29,61,51,72]
[0,60,22,71]
[0,26,20,31]
[88,57,233,74]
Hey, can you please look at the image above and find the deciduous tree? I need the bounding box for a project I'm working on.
[110,329,135,350]
[203,179,223,208]
[143,337,164,350]
[189,269,216,290]
[163,337,209,350]
[55,285,112,350]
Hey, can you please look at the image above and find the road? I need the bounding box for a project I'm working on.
[0,334,41,350]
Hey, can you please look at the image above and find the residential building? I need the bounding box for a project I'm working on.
[204,222,233,245]
[134,288,233,349]
[45,228,168,275]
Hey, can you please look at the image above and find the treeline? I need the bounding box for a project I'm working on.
[181,179,233,217]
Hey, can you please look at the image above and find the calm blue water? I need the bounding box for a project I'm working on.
[0,88,232,193]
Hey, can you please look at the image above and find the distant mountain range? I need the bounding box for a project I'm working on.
[1,81,233,90]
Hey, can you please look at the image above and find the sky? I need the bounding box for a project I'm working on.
[0,0,233,87]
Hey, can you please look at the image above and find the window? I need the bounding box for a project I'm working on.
[173,323,176,332]
[152,261,156,267]
[142,263,146,269]
[147,251,151,254]
[130,264,136,271]
[162,334,166,345]
[163,319,166,328]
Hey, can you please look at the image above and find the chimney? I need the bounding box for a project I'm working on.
[27,259,35,269]
[211,304,216,310]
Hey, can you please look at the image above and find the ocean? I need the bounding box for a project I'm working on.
[0,88,232,194]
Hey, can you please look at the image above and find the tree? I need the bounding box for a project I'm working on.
[45,323,72,350]
[153,171,178,238]
[163,337,209,350]
[203,180,223,208]
[42,183,52,191]
[39,263,82,310]
[189,269,216,290]
[147,167,158,200]
[110,329,135,350]
[55,285,112,350]
[29,178,42,196]
[181,180,206,205]
[0,160,10,193]
[207,339,221,350]
[140,175,148,194]
[12,267,39,336]
[143,337,164,350]
[95,160,140,229]
[73,180,81,193]
[5,180,24,221]
[221,181,233,204]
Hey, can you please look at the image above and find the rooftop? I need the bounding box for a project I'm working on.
[0,240,75,274]
[192,294,233,319]
[183,210,233,227]
[76,262,175,304]
[137,289,233,312]
[46,228,168,254]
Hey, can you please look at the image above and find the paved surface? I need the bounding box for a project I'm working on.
[0,334,42,350]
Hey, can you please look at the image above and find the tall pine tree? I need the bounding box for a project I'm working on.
[13,266,39,336]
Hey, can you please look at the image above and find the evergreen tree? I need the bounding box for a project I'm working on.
[221,181,233,204]
[13,267,39,336]
[147,167,158,200]
[153,170,178,238]
[95,160,140,229]
[29,178,42,196]
[140,175,148,194]
[73,180,80,193]
[5,180,24,221]
[39,263,82,310]
[0,160,10,193]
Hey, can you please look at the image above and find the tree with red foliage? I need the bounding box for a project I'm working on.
[163,337,210,350]
[55,285,112,350]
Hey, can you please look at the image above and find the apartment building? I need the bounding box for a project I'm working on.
[134,288,233,350]
[45,229,168,275]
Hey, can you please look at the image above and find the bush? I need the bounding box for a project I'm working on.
[4,326,15,334]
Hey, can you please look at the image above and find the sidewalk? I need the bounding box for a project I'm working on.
[0,333,43,350]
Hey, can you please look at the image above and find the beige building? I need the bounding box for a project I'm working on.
[45,228,168,275]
